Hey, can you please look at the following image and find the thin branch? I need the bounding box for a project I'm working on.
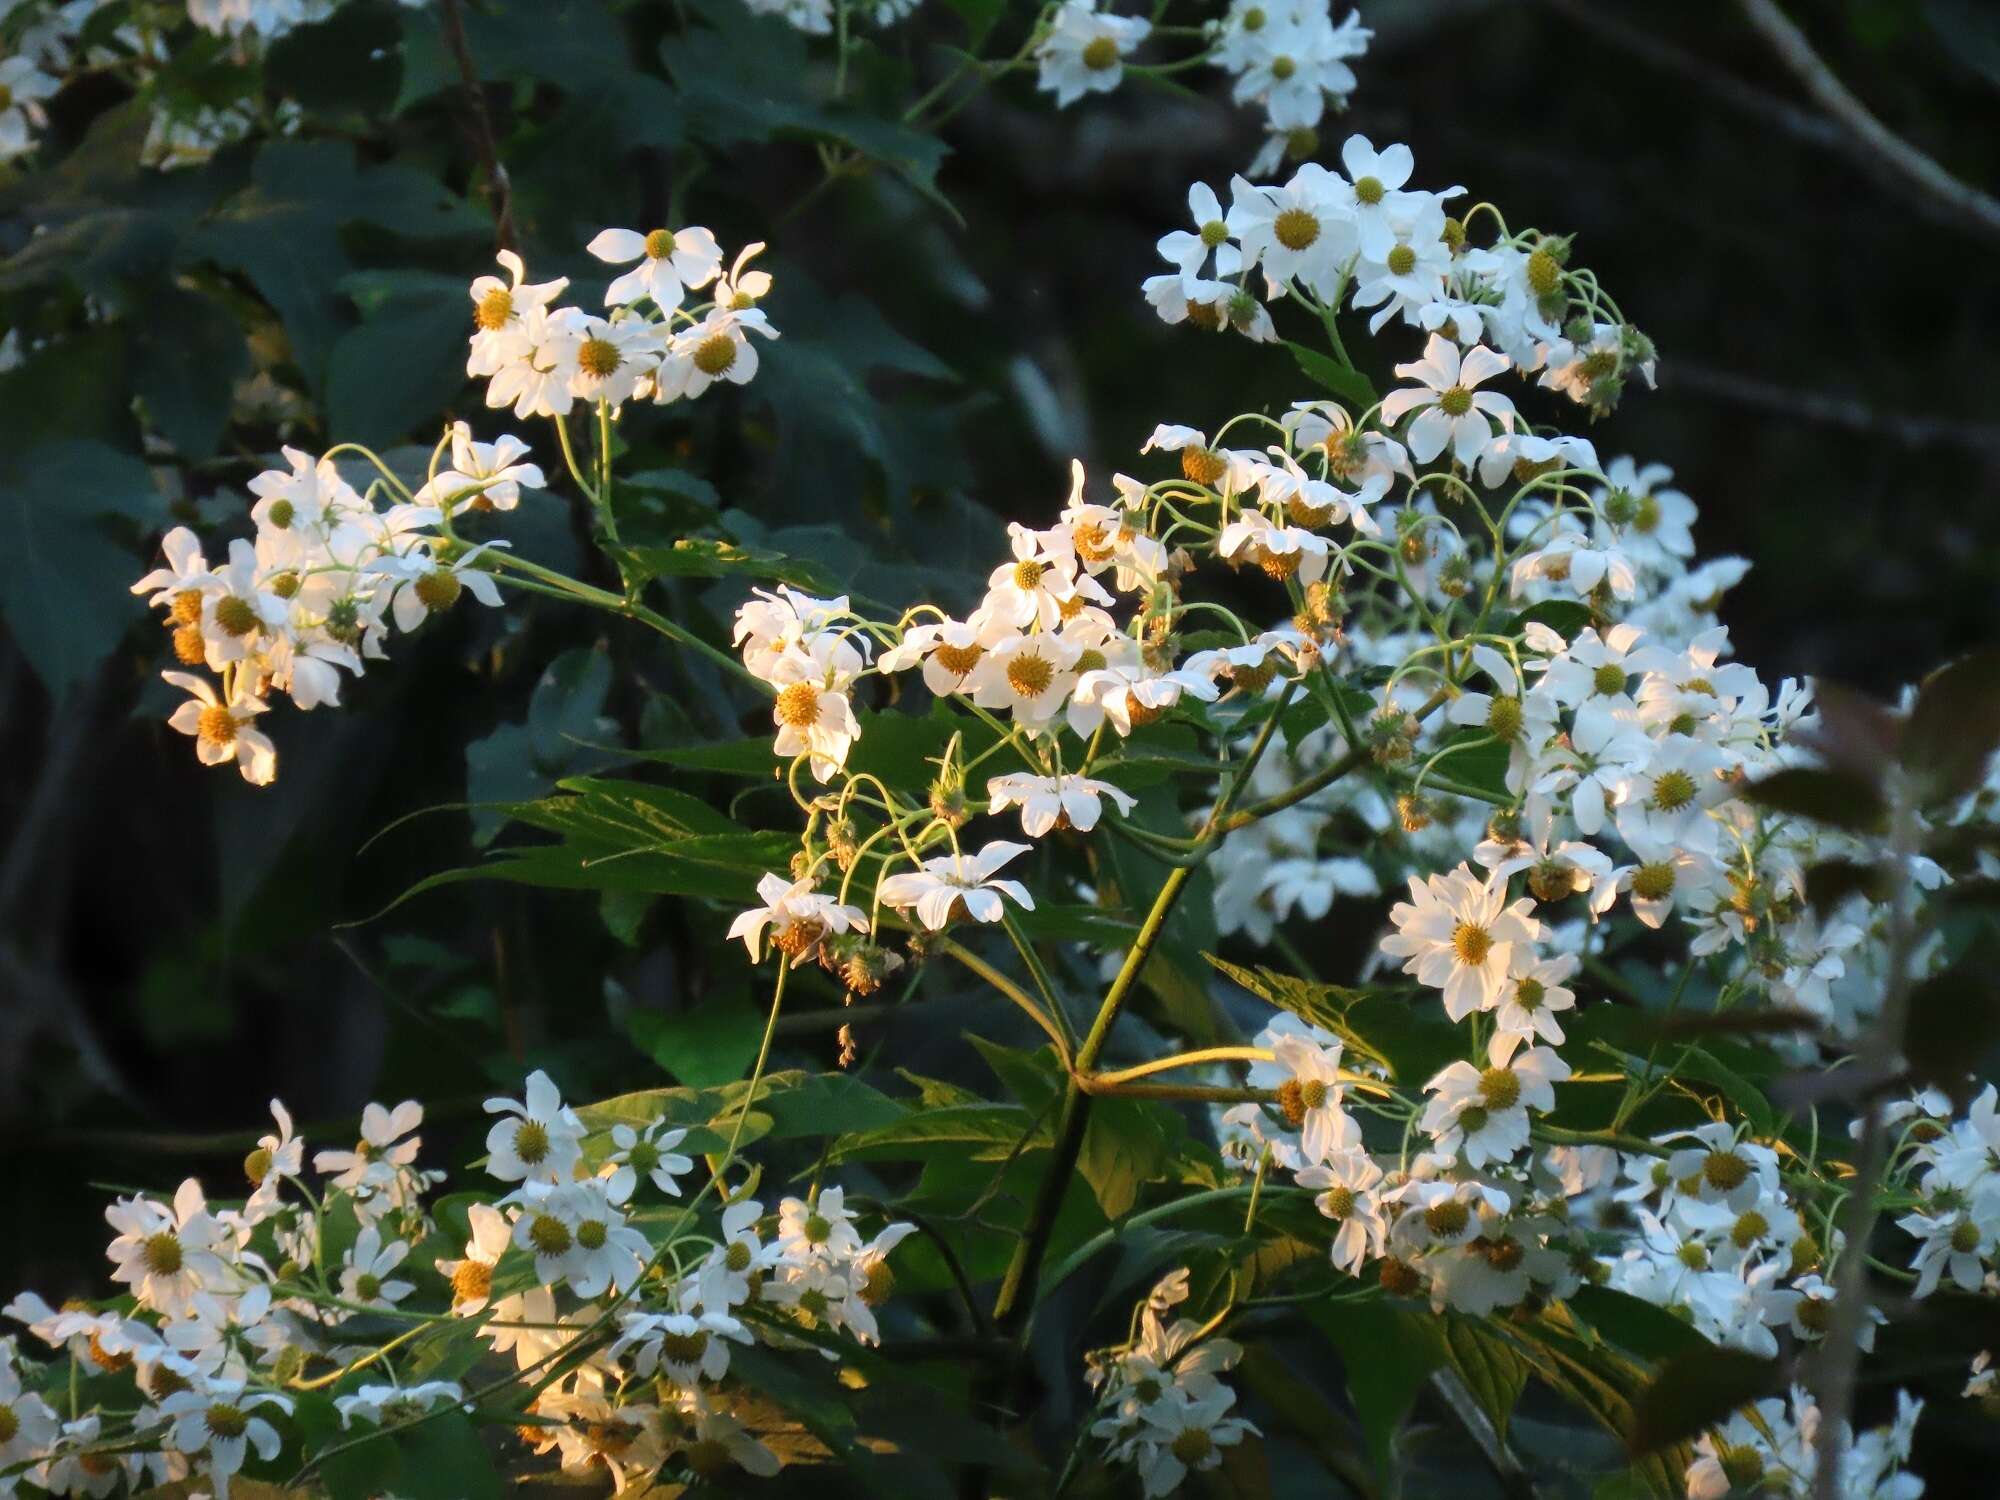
[1667,360,2000,451]
[1736,0,2000,245]
[437,0,518,253]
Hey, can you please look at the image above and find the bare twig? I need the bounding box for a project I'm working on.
[1543,0,1846,153]
[1736,0,2000,245]
[437,0,518,253]
[1666,360,2000,451]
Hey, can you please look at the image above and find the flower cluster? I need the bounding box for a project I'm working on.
[1147,132,1656,417]
[1084,1270,1256,1497]
[1034,1,1371,171]
[1,1070,914,1495]
[1686,1387,1923,1500]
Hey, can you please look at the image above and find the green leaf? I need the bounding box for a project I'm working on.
[128,284,247,460]
[829,1103,1049,1163]
[1902,647,2000,805]
[464,647,617,846]
[328,270,471,449]
[395,1411,502,1500]
[1204,955,1394,1073]
[1567,1286,1713,1364]
[1285,339,1379,409]
[1076,1096,1174,1218]
[266,1,404,115]
[0,439,163,696]
[1444,1314,1530,1441]
[1744,765,1887,832]
[1625,1346,1779,1457]
[1309,1299,1447,1476]
[1508,598,1595,641]
[618,537,836,593]
[628,998,766,1089]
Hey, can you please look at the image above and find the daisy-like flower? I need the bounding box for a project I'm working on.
[551,1179,652,1298]
[691,1199,773,1312]
[656,306,778,401]
[131,527,215,624]
[766,639,863,783]
[674,1393,782,1480]
[340,1226,416,1310]
[1156,182,1241,286]
[0,55,60,162]
[586,223,723,308]
[1664,1123,1782,1214]
[1420,1041,1569,1168]
[1132,1386,1257,1498]
[1227,165,1354,293]
[466,249,569,377]
[313,1100,424,1195]
[775,1185,866,1262]
[105,1179,231,1317]
[1509,521,1639,602]
[878,841,1036,930]
[335,1381,464,1428]
[1380,333,1516,465]
[242,1100,303,1222]
[1268,1034,1358,1164]
[556,313,661,407]
[1035,1,1151,109]
[1378,864,1542,1021]
[986,772,1137,837]
[483,1069,587,1186]
[600,1119,694,1205]
[713,241,774,310]
[1216,508,1333,584]
[0,1359,59,1477]
[158,1380,292,1499]
[373,542,507,633]
[728,872,868,966]
[974,631,1083,731]
[879,615,1014,696]
[613,1309,751,1385]
[1295,1149,1388,1274]
[415,423,545,514]
[436,1201,512,1316]
[1490,951,1578,1047]
[1390,1176,1510,1252]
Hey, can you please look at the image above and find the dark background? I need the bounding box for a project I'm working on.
[0,0,1995,1486]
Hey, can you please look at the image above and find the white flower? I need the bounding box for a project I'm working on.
[1036,2,1150,109]
[586,224,723,308]
[340,1226,416,1310]
[483,1070,586,1185]
[481,303,588,418]
[105,1179,231,1317]
[415,424,545,514]
[656,306,778,401]
[1268,1034,1357,1163]
[1421,1043,1569,1168]
[691,1199,774,1312]
[243,1100,302,1222]
[335,1381,464,1428]
[1490,951,1578,1047]
[1156,182,1241,286]
[601,1120,694,1204]
[767,640,864,782]
[0,56,60,161]
[612,1309,750,1384]
[435,1201,512,1316]
[1378,864,1542,1020]
[679,1394,782,1478]
[1296,1149,1387,1273]
[466,249,570,377]
[1133,1386,1256,1496]
[0,1360,59,1477]
[1228,165,1355,294]
[373,543,507,633]
[986,772,1136,837]
[159,1379,291,1496]
[878,841,1036,930]
[1380,333,1516,465]
[727,871,869,966]
[313,1099,424,1195]
[775,1185,866,1262]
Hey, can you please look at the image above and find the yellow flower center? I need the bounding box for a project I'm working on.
[1423,1199,1470,1238]
[776,681,822,727]
[414,569,462,613]
[1321,1185,1355,1220]
[1632,861,1676,901]
[577,337,623,379]
[1273,207,1320,252]
[205,1403,249,1440]
[214,595,259,636]
[1012,558,1047,591]
[1007,651,1055,699]
[451,1259,493,1303]
[1651,769,1697,812]
[576,1219,607,1251]
[196,706,238,746]
[244,1147,273,1185]
[693,333,737,376]
[528,1213,572,1256]
[1526,247,1562,297]
[1180,447,1226,486]
[1081,35,1120,70]
[1485,695,1523,740]
[1451,921,1492,967]
[644,228,676,260]
[1353,175,1384,206]
[1478,1067,1521,1110]
[932,642,985,678]
[1386,244,1417,276]
[1171,1428,1215,1465]
[660,1328,710,1364]
[1269,54,1296,81]
[474,287,514,331]
[513,1118,551,1165]
[1703,1149,1751,1192]
[1438,385,1474,417]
